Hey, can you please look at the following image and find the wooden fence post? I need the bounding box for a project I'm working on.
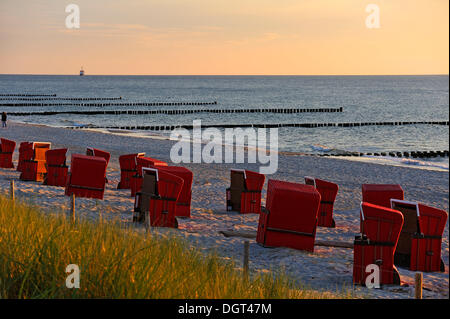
[243,241,249,281]
[415,272,423,299]
[10,180,15,201]
[71,194,76,224]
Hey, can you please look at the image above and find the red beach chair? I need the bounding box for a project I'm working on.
[391,199,447,272]
[43,148,69,187]
[17,142,33,172]
[256,180,320,252]
[353,202,403,286]
[305,177,338,227]
[0,138,16,168]
[19,142,51,182]
[226,169,265,214]
[158,166,193,217]
[65,154,107,199]
[130,156,168,197]
[133,167,183,228]
[117,153,145,189]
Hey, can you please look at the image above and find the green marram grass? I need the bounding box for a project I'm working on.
[0,195,351,299]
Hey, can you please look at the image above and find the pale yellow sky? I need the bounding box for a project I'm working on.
[0,0,448,75]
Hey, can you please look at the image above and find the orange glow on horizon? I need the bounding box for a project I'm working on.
[0,0,448,75]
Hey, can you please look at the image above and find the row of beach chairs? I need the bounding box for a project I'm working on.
[0,137,448,287]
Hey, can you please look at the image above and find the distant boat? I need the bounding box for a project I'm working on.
[79,67,85,76]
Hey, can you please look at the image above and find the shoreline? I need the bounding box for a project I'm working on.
[0,121,448,299]
[11,120,449,173]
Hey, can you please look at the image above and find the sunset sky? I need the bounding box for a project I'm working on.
[0,0,448,75]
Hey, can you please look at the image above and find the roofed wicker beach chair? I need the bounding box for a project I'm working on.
[226,169,265,214]
[43,148,68,187]
[19,142,51,182]
[130,156,167,197]
[117,153,145,189]
[0,138,16,168]
[158,165,193,218]
[353,202,403,286]
[86,147,111,183]
[305,177,338,228]
[256,179,321,252]
[17,142,32,172]
[133,167,183,228]
[86,147,111,166]
[391,199,447,272]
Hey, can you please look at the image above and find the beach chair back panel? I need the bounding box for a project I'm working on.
[34,144,50,161]
[362,184,404,209]
[0,138,16,168]
[244,170,265,191]
[17,142,33,172]
[411,204,447,272]
[240,170,265,214]
[305,177,338,228]
[45,148,67,166]
[136,157,167,174]
[117,153,145,189]
[257,180,320,252]
[66,154,107,199]
[44,148,68,187]
[87,148,111,165]
[267,181,320,238]
[353,202,403,286]
[159,166,193,217]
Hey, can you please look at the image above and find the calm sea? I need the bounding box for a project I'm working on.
[1,75,448,171]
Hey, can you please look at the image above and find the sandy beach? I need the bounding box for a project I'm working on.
[1,121,448,299]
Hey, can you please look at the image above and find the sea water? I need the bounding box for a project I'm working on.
[1,74,448,171]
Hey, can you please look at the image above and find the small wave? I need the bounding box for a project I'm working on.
[311,144,350,155]
[398,158,449,170]
[357,155,449,172]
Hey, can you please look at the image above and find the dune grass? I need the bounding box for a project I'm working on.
[0,195,350,299]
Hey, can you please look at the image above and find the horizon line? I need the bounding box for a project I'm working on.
[1,73,449,77]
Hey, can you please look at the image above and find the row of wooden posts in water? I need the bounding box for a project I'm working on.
[9,107,343,116]
[1,101,218,107]
[69,120,449,131]
[0,97,123,101]
[315,150,449,159]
